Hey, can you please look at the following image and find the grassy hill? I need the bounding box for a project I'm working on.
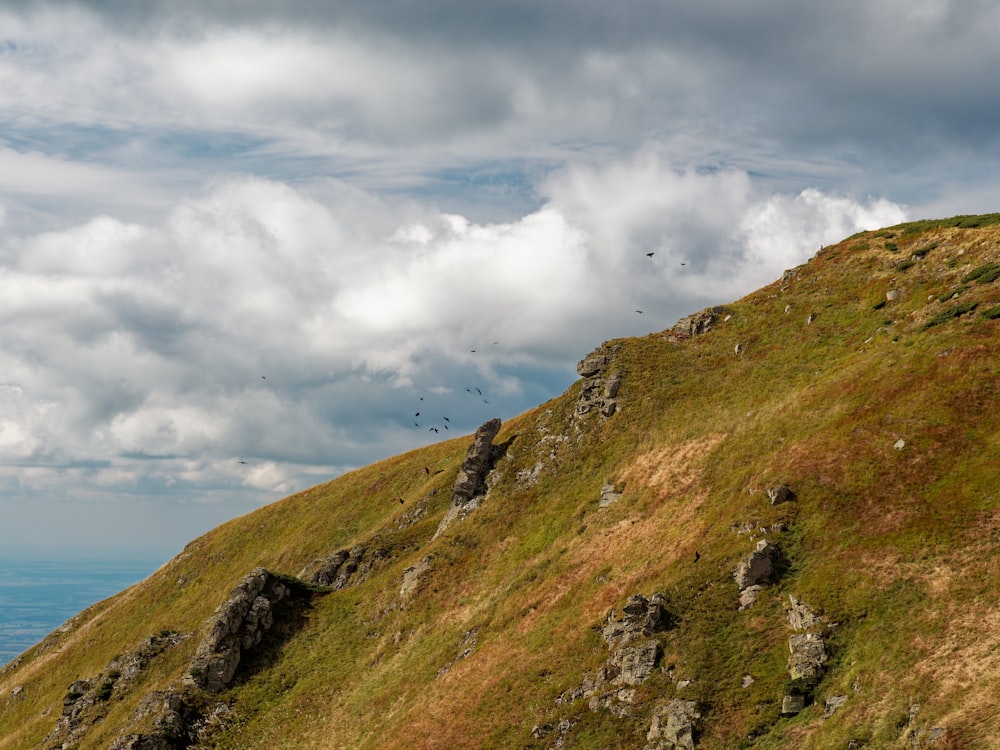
[2,215,999,749]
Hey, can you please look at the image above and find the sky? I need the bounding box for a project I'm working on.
[1,0,997,560]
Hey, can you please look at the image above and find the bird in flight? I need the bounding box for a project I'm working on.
[636,310,644,314]
[238,460,248,465]
[429,427,439,433]
[646,251,654,257]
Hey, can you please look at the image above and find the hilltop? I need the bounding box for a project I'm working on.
[2,215,999,749]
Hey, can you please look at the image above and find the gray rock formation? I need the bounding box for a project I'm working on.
[781,594,829,715]
[766,485,795,506]
[781,693,805,716]
[787,633,828,682]
[558,594,674,716]
[187,568,291,693]
[575,344,622,418]
[734,540,780,593]
[435,418,502,536]
[824,694,847,718]
[298,543,390,590]
[599,483,623,508]
[673,306,727,338]
[786,594,820,632]
[42,632,189,750]
[645,699,701,750]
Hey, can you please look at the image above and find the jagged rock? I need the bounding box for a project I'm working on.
[599,483,623,508]
[787,594,820,632]
[824,694,847,718]
[788,633,828,682]
[767,485,795,506]
[298,544,391,590]
[187,568,292,693]
[645,699,700,750]
[452,418,502,505]
[738,585,763,611]
[781,693,806,716]
[674,306,727,337]
[569,594,674,715]
[435,418,502,536]
[734,540,779,591]
[575,343,621,418]
[43,633,189,750]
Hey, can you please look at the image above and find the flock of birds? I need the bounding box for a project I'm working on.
[236,250,686,467]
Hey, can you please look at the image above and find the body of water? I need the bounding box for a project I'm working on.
[0,558,161,666]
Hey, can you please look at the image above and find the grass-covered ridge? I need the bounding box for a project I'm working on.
[1,215,999,749]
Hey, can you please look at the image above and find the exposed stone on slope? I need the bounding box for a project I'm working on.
[187,568,293,693]
[781,594,829,716]
[298,542,391,590]
[556,594,675,717]
[599,483,623,508]
[766,485,795,506]
[673,306,728,338]
[575,343,622,418]
[42,631,190,750]
[734,540,780,609]
[645,699,701,750]
[435,418,502,536]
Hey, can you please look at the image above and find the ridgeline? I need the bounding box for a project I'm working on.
[3,215,1000,749]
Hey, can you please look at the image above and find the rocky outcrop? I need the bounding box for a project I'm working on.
[767,485,795,506]
[782,595,829,715]
[575,343,622,418]
[43,632,189,750]
[435,418,502,536]
[187,568,295,693]
[734,539,781,610]
[645,699,701,750]
[673,306,728,338]
[599,483,623,508]
[298,542,390,590]
[557,593,675,716]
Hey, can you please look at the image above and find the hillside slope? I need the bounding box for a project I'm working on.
[2,215,999,749]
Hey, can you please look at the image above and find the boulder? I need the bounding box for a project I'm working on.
[788,633,828,682]
[781,693,806,716]
[734,540,779,591]
[674,306,727,337]
[787,594,820,632]
[824,694,847,718]
[599,483,623,508]
[645,699,701,750]
[767,485,795,506]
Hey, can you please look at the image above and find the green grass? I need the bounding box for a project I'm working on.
[3,216,1000,749]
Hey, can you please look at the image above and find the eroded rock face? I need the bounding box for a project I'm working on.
[43,632,189,750]
[645,699,701,750]
[557,594,675,717]
[435,418,502,536]
[734,540,779,592]
[188,568,291,693]
[298,543,391,590]
[673,307,727,338]
[782,594,829,715]
[575,344,622,418]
